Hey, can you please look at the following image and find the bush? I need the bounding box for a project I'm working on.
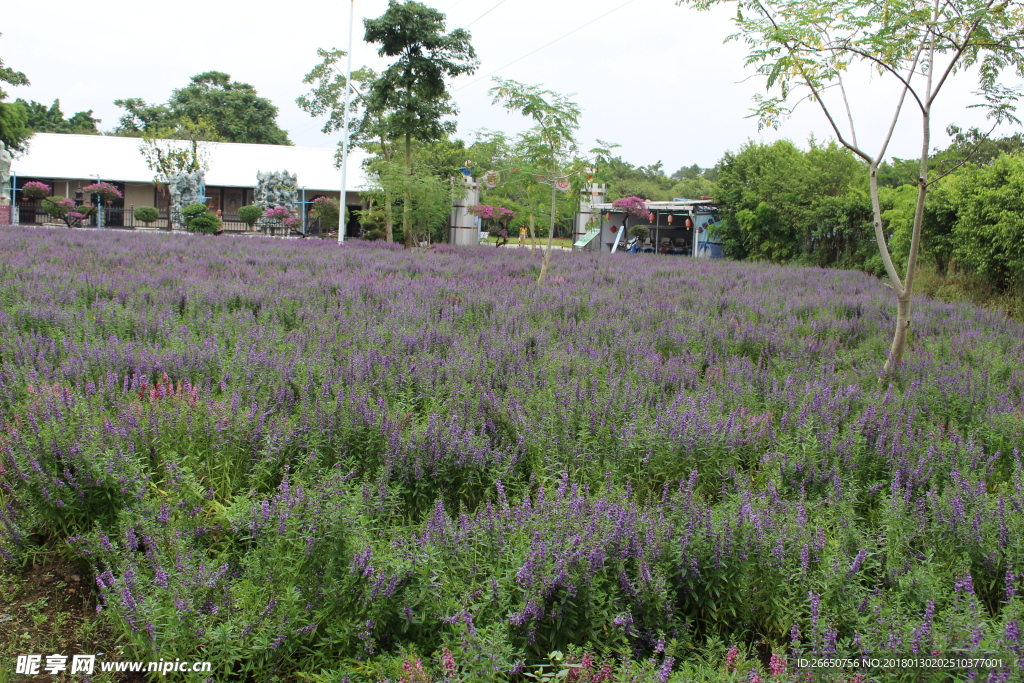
[181,203,208,220]
[41,196,73,220]
[238,205,264,228]
[364,228,385,241]
[952,153,1024,290]
[312,196,342,230]
[187,213,222,235]
[40,196,93,228]
[134,206,160,225]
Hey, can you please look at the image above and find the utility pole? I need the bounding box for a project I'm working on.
[338,0,356,245]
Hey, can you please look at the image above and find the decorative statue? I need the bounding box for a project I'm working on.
[166,170,204,228]
[254,170,298,213]
[0,142,12,206]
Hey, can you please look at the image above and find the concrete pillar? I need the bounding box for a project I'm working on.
[449,176,481,246]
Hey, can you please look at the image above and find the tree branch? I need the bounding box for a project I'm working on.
[925,120,1000,186]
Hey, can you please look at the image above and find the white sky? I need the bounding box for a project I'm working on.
[4,0,1021,172]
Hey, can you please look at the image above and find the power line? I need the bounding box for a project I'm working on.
[454,0,637,92]
[464,0,510,29]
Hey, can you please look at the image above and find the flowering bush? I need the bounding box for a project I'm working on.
[261,205,298,235]
[467,204,515,223]
[21,181,51,199]
[468,204,515,247]
[264,205,292,220]
[612,196,653,222]
[81,181,124,201]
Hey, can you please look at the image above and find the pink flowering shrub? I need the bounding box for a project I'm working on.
[22,181,52,199]
[81,182,124,201]
[468,204,515,247]
[612,196,653,222]
[42,196,92,228]
[467,204,514,223]
[264,206,292,220]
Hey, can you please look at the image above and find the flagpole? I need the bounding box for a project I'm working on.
[338,0,355,244]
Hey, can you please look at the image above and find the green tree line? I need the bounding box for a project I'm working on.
[705,128,1024,301]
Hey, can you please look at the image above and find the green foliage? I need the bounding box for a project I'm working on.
[237,205,264,228]
[0,33,31,152]
[363,1,479,247]
[366,160,454,244]
[604,157,675,202]
[0,101,30,154]
[133,206,160,225]
[137,116,221,185]
[951,153,1024,291]
[187,213,222,235]
[364,227,385,241]
[362,2,478,149]
[715,139,872,267]
[15,98,99,135]
[883,179,958,277]
[182,203,221,235]
[40,196,71,220]
[114,72,291,145]
[181,203,208,220]
[311,196,341,230]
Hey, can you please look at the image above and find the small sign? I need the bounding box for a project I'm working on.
[0,205,10,225]
[555,178,571,192]
[485,171,499,188]
[573,227,601,248]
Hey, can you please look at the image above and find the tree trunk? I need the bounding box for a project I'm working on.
[884,293,913,374]
[380,135,394,243]
[880,28,933,377]
[403,132,413,248]
[537,181,558,285]
[529,214,537,253]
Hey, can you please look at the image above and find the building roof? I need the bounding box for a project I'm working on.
[594,199,718,212]
[11,133,368,191]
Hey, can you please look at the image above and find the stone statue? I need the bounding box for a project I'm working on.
[254,170,298,213]
[0,142,12,206]
[166,170,204,228]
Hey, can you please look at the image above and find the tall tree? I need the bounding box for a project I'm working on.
[363,0,478,247]
[114,72,292,145]
[677,0,1024,375]
[297,49,393,239]
[16,99,100,134]
[139,117,222,188]
[489,79,588,283]
[0,33,30,153]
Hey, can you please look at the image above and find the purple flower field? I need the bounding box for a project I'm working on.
[1,226,1023,682]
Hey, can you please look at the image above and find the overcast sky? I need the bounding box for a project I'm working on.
[4,0,1022,173]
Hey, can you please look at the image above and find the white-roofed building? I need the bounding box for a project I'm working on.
[8,133,368,234]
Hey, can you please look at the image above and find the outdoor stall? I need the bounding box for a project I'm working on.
[579,199,724,257]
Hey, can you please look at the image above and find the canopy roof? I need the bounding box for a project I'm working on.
[594,199,718,213]
[12,133,368,191]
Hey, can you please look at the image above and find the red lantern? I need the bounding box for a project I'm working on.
[685,217,693,228]
[604,212,611,221]
[667,214,673,225]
